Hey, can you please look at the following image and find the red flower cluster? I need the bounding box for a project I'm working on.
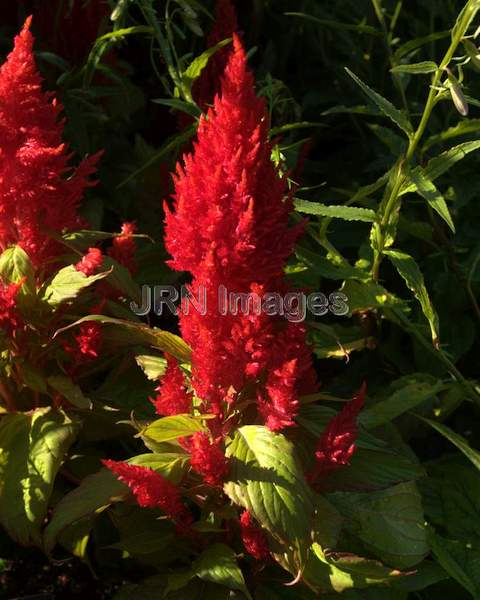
[239,510,270,560]
[165,35,316,428]
[75,247,104,276]
[150,354,192,416]
[0,279,23,337]
[187,432,229,486]
[103,460,192,533]
[309,383,366,483]
[0,18,99,268]
[108,222,138,273]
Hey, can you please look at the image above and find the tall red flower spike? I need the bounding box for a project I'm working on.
[240,510,270,560]
[103,459,193,533]
[150,354,192,416]
[165,35,316,429]
[0,17,99,268]
[310,383,366,482]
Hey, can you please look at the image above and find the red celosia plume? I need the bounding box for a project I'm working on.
[150,354,192,416]
[103,459,192,532]
[239,510,270,560]
[310,383,366,483]
[165,35,316,428]
[0,17,99,268]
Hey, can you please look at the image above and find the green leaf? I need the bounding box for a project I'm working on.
[42,265,110,306]
[141,415,205,444]
[302,543,411,593]
[295,247,366,281]
[340,280,406,313]
[0,246,35,295]
[427,528,480,598]
[408,168,455,232]
[0,408,79,546]
[43,468,128,553]
[135,354,168,380]
[360,381,446,429]
[345,68,413,137]
[55,315,191,363]
[182,38,232,89]
[294,199,376,222]
[47,375,92,410]
[417,416,480,471]
[423,119,480,153]
[401,141,480,196]
[151,98,200,117]
[393,30,450,61]
[330,482,428,568]
[194,543,252,599]
[224,425,314,543]
[385,250,439,346]
[391,61,438,74]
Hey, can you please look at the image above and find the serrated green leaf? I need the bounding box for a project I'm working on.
[391,61,438,74]
[224,425,314,544]
[409,168,455,232]
[0,408,79,546]
[427,528,480,597]
[385,250,439,346]
[294,199,376,222]
[330,482,428,568]
[401,141,480,196]
[142,415,205,443]
[43,265,110,306]
[345,68,413,137]
[360,381,446,429]
[194,543,252,599]
[48,375,92,410]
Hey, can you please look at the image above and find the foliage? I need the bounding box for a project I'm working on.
[0,0,480,598]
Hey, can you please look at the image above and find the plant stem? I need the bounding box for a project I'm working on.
[371,0,477,281]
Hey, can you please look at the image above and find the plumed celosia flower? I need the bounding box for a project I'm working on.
[165,36,316,428]
[187,431,229,486]
[239,510,270,560]
[0,278,23,337]
[103,459,192,533]
[311,383,366,481]
[193,0,238,112]
[108,222,138,273]
[75,247,103,276]
[150,354,192,416]
[63,322,102,362]
[0,17,99,268]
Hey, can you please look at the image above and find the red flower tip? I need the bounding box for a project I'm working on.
[312,383,366,480]
[0,19,100,268]
[102,459,193,532]
[75,247,103,276]
[150,354,192,416]
[239,510,270,560]
[108,221,138,273]
[187,431,229,486]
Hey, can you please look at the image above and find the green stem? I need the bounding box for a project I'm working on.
[371,0,476,281]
